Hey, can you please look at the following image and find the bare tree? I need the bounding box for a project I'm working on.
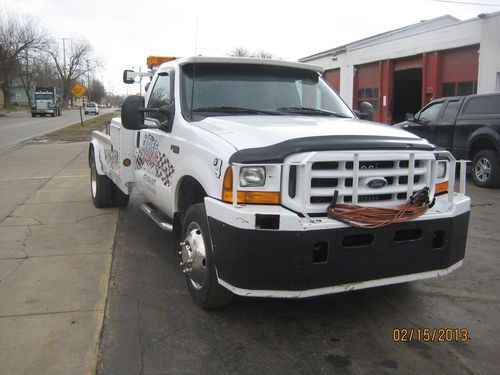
[90,78,105,104]
[106,93,125,107]
[229,47,250,57]
[18,51,58,108]
[255,50,273,59]
[228,47,275,59]
[0,9,49,107]
[47,37,101,107]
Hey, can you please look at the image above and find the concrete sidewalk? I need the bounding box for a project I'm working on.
[0,141,118,374]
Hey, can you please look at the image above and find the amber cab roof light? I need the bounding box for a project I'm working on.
[147,56,176,69]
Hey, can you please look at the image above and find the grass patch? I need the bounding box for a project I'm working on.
[35,111,120,142]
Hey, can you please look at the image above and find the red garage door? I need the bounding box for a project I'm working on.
[323,68,340,93]
[354,62,380,114]
[440,45,479,96]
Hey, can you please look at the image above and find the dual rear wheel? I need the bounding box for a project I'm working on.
[90,150,130,208]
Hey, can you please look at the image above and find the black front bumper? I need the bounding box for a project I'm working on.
[208,212,469,292]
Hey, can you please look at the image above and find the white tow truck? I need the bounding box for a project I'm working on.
[89,56,470,308]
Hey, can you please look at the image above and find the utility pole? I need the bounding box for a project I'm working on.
[87,60,91,102]
[25,48,32,108]
[62,38,68,77]
[61,37,69,108]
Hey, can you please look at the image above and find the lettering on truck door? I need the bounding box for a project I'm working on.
[135,71,177,216]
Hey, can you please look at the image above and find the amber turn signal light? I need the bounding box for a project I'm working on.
[222,167,280,204]
[435,181,449,195]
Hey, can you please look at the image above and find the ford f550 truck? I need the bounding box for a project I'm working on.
[89,56,470,308]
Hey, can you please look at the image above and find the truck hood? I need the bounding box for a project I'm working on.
[195,115,423,150]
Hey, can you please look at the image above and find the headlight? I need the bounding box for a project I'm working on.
[239,167,266,187]
[437,161,447,179]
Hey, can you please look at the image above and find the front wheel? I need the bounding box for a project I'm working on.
[180,203,233,308]
[471,150,500,188]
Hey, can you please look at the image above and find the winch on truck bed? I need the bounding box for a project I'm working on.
[89,56,470,308]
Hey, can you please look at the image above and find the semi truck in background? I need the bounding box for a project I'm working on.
[31,86,62,117]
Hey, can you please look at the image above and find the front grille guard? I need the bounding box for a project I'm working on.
[231,151,468,220]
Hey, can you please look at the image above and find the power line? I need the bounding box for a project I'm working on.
[431,0,500,6]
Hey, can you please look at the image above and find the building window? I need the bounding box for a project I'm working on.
[442,81,476,97]
[358,87,379,111]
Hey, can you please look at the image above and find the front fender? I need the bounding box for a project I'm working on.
[468,127,500,152]
[89,138,107,175]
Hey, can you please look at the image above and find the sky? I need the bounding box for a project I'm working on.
[2,0,500,95]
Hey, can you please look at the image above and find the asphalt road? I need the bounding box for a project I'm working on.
[98,182,500,375]
[0,108,114,151]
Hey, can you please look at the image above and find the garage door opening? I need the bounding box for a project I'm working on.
[392,68,422,124]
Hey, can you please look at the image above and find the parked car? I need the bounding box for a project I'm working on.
[395,93,500,188]
[84,102,100,115]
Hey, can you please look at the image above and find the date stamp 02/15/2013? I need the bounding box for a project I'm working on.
[393,328,470,343]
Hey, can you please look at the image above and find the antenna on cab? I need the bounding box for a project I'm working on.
[190,16,199,121]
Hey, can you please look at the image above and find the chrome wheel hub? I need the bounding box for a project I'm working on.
[91,163,97,198]
[475,157,491,182]
[179,222,207,290]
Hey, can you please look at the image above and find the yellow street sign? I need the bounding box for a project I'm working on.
[71,83,86,98]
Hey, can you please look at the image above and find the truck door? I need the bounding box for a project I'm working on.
[406,100,445,144]
[434,98,462,152]
[135,69,177,217]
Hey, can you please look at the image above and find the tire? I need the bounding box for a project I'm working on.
[90,151,113,208]
[471,150,500,188]
[180,203,233,308]
[112,184,130,207]
[51,112,56,117]
[31,113,35,117]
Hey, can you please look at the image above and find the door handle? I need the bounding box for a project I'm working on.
[171,145,180,154]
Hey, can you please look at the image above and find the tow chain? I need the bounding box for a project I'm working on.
[326,187,434,229]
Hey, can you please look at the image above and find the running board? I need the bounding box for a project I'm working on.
[140,203,173,232]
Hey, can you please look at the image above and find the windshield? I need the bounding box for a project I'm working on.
[181,63,354,120]
[35,94,53,100]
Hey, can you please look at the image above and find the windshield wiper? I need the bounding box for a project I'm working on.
[193,106,281,115]
[276,106,351,118]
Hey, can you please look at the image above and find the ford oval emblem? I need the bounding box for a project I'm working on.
[366,177,387,189]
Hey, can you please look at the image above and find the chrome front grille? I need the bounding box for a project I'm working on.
[281,151,435,216]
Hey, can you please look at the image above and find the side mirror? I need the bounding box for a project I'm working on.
[405,113,415,122]
[121,95,145,130]
[151,101,175,132]
[358,101,374,121]
[123,70,136,84]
